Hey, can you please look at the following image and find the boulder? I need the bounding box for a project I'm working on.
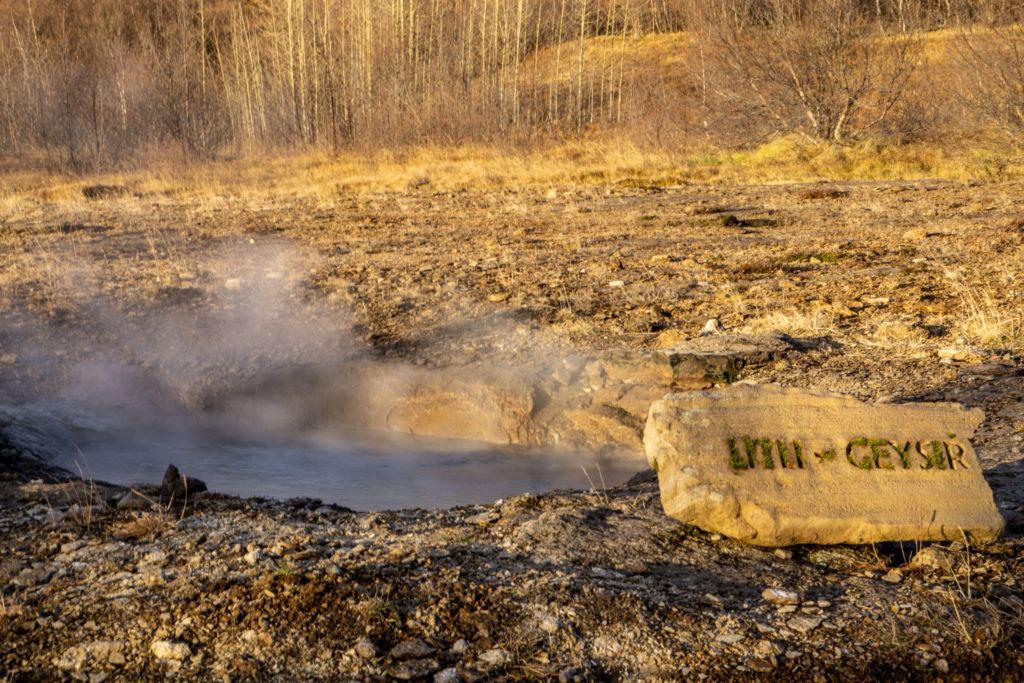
[159,464,207,502]
[644,383,1005,546]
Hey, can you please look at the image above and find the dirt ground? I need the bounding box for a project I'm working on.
[1,177,1023,680]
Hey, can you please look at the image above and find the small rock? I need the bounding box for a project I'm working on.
[434,668,460,683]
[747,656,775,672]
[60,541,87,554]
[910,545,951,571]
[116,491,153,511]
[538,614,562,634]
[882,569,904,584]
[54,641,125,671]
[243,548,264,565]
[464,511,499,525]
[390,639,436,660]
[773,548,793,560]
[478,648,513,669]
[150,639,190,660]
[787,616,823,634]
[450,639,471,656]
[934,658,949,674]
[13,566,55,587]
[715,633,744,645]
[354,637,379,659]
[390,659,440,680]
[703,318,723,334]
[902,228,928,240]
[762,588,801,605]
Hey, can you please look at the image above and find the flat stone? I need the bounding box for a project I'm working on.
[354,636,379,659]
[389,639,436,660]
[434,668,460,683]
[464,511,499,525]
[478,648,513,668]
[13,565,54,587]
[909,545,951,570]
[882,569,904,584]
[116,491,153,511]
[150,639,190,660]
[644,383,1005,546]
[762,588,800,605]
[788,615,823,633]
[390,659,440,680]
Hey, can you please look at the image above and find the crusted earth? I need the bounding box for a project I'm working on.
[1,179,1024,680]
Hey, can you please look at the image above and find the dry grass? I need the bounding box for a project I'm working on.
[113,511,176,541]
[737,307,838,337]
[5,135,1024,212]
[952,278,1023,346]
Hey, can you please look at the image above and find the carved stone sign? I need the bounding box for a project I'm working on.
[644,383,1005,546]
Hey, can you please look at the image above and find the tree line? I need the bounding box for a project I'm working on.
[1,0,1022,171]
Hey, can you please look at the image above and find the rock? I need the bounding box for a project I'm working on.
[787,616,823,634]
[715,633,744,645]
[150,639,190,660]
[390,659,440,680]
[390,639,436,660]
[60,540,86,554]
[644,383,1005,546]
[762,588,800,605]
[464,511,499,525]
[934,658,950,674]
[478,648,513,668]
[538,614,563,634]
[55,641,125,671]
[902,228,928,240]
[243,548,264,565]
[354,637,379,659]
[450,639,471,656]
[959,362,1022,377]
[882,569,904,584]
[703,319,723,334]
[909,545,952,570]
[748,656,775,672]
[159,465,207,502]
[116,491,153,511]
[13,565,54,587]
[937,346,986,363]
[562,407,643,453]
[434,668,460,683]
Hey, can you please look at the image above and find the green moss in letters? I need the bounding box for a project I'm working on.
[944,441,969,469]
[846,438,872,470]
[870,439,895,469]
[916,440,947,469]
[727,438,751,471]
[889,441,912,469]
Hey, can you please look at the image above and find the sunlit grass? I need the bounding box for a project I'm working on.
[3,134,1024,210]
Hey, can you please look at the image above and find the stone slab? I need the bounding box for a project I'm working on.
[644,383,1005,546]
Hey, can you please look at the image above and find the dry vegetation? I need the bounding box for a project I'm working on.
[3,0,1024,174]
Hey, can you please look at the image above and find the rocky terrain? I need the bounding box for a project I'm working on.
[1,177,1024,680]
